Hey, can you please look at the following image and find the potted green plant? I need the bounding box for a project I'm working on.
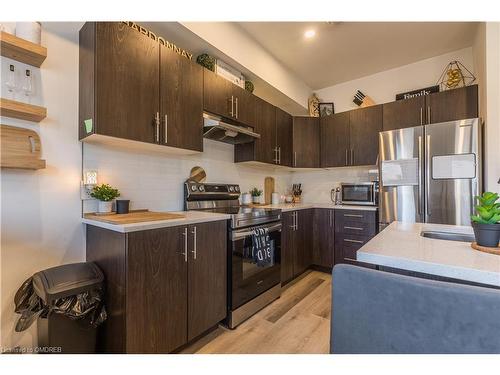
[249,187,263,204]
[471,192,500,247]
[91,183,120,213]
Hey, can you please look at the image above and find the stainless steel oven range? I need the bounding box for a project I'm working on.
[184,181,282,329]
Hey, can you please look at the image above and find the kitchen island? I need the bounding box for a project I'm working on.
[357,221,500,287]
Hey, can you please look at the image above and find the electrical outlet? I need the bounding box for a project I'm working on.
[80,182,95,200]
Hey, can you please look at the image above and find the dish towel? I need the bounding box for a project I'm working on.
[251,227,274,267]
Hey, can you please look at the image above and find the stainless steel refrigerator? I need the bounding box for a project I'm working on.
[379,118,482,229]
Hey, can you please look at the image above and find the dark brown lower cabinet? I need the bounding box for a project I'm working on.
[86,220,227,353]
[313,209,335,268]
[280,209,313,284]
[334,209,378,265]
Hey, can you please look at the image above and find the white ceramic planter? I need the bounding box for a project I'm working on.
[98,200,113,213]
[252,196,261,204]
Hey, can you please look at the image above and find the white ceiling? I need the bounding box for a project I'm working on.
[236,22,479,90]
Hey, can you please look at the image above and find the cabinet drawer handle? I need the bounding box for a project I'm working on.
[181,227,188,262]
[344,238,364,244]
[164,114,168,144]
[344,226,364,231]
[191,226,197,260]
[154,111,160,143]
[344,214,363,218]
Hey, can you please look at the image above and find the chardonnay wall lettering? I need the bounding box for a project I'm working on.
[123,21,193,60]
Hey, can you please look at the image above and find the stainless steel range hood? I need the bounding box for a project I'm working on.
[203,112,260,145]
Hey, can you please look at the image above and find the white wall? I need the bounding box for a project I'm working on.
[0,23,84,350]
[82,140,292,213]
[485,22,500,193]
[316,47,474,113]
[181,22,312,110]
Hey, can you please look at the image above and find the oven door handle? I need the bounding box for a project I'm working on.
[231,222,282,241]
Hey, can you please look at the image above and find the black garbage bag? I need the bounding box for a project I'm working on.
[14,276,107,332]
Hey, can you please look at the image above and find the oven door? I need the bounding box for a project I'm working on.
[341,183,376,205]
[230,221,281,310]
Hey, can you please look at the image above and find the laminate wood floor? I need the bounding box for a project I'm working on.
[182,270,332,354]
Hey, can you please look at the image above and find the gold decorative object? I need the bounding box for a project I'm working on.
[436,61,475,90]
[308,93,320,117]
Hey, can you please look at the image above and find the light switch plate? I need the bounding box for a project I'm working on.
[80,182,95,200]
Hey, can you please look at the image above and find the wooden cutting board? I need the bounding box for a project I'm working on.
[264,176,275,204]
[84,211,185,225]
[1,124,46,169]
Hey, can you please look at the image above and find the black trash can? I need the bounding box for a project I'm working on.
[14,262,106,354]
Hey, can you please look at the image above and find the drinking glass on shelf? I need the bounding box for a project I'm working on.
[22,69,33,102]
[5,64,17,99]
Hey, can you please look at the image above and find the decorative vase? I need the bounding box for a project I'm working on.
[98,200,113,214]
[252,196,261,204]
[472,222,500,247]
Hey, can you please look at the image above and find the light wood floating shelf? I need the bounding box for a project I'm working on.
[0,31,47,67]
[0,98,47,122]
[0,124,46,170]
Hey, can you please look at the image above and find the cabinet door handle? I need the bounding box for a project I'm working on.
[191,226,197,260]
[345,149,348,166]
[235,97,238,119]
[154,112,160,143]
[294,152,297,167]
[420,107,423,125]
[427,106,431,124]
[230,95,234,117]
[273,147,278,163]
[164,114,168,144]
[181,227,188,262]
[295,211,299,231]
[344,213,363,218]
[344,238,364,244]
[278,146,281,165]
[344,226,364,231]
[351,149,354,165]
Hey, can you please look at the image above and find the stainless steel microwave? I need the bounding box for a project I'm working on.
[340,182,378,206]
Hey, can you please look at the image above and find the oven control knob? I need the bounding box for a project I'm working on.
[191,185,198,192]
[229,186,234,192]
[198,185,205,192]
[235,186,240,192]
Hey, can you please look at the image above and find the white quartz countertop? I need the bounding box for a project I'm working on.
[82,211,231,233]
[357,221,500,287]
[259,203,378,212]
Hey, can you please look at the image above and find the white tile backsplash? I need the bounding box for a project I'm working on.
[83,138,375,213]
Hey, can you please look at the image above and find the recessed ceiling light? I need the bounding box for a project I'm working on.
[304,29,316,39]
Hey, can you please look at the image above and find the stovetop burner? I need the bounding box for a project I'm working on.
[184,181,281,228]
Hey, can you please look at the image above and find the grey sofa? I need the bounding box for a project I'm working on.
[331,264,500,354]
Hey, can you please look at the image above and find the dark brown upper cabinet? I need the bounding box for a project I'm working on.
[293,116,320,168]
[383,85,478,132]
[383,96,426,131]
[320,112,350,168]
[426,84,478,124]
[203,69,256,127]
[79,22,203,152]
[160,43,203,152]
[79,22,159,143]
[349,105,383,166]
[275,108,293,167]
[234,97,276,164]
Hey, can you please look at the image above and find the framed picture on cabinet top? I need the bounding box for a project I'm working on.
[319,102,334,117]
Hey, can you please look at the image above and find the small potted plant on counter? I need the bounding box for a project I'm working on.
[91,183,120,214]
[471,192,500,247]
[250,187,263,204]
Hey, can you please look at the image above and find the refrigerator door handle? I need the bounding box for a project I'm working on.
[426,134,432,217]
[418,135,423,216]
